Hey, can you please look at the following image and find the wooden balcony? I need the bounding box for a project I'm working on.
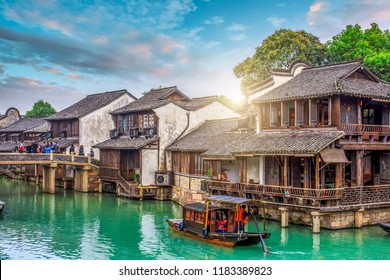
[341,124,390,139]
[204,180,390,208]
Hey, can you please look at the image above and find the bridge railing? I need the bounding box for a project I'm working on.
[0,153,100,167]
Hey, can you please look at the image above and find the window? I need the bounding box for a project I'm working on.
[363,109,375,125]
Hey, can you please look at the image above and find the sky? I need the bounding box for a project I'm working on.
[0,0,389,114]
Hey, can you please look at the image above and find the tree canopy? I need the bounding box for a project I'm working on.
[233,29,326,92]
[233,23,389,93]
[325,23,390,81]
[25,100,57,118]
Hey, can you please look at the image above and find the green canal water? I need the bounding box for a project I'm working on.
[0,179,389,260]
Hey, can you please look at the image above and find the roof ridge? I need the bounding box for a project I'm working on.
[150,86,177,91]
[86,89,127,97]
[303,58,363,71]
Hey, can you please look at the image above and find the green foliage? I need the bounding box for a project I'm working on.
[25,100,57,118]
[234,29,326,92]
[325,23,390,81]
[133,173,140,184]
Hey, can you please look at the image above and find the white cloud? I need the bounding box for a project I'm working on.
[306,0,390,41]
[204,16,224,25]
[266,15,286,27]
[226,23,248,32]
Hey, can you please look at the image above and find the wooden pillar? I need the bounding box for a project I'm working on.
[328,96,332,126]
[335,163,343,188]
[304,158,310,189]
[257,104,262,133]
[283,156,288,187]
[280,101,284,128]
[279,207,289,228]
[294,100,297,127]
[315,154,320,189]
[311,211,321,233]
[259,156,265,185]
[356,150,363,186]
[308,99,312,126]
[357,99,362,125]
[243,159,247,183]
[332,95,341,128]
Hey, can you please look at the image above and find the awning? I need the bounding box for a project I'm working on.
[320,148,349,163]
[9,133,20,137]
[0,133,6,137]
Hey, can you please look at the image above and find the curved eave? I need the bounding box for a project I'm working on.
[251,91,390,104]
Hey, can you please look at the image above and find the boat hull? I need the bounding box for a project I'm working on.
[166,218,270,247]
[0,200,5,212]
[378,222,390,233]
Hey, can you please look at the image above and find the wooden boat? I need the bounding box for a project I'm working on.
[166,195,271,249]
[378,222,390,233]
[0,200,5,212]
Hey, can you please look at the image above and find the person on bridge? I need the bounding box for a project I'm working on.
[44,144,51,154]
[79,145,85,156]
[90,148,94,158]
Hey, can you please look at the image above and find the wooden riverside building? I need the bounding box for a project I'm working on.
[94,86,239,198]
[167,59,390,231]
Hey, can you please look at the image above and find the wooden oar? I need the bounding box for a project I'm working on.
[251,208,269,254]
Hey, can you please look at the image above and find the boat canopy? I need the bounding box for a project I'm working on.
[184,203,223,212]
[206,195,253,204]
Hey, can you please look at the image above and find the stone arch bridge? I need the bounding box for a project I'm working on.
[0,153,100,194]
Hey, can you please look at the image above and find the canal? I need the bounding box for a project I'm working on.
[0,179,389,260]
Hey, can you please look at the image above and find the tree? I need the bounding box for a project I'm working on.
[25,100,57,118]
[233,29,327,92]
[326,23,390,81]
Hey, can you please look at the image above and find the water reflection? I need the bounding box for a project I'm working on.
[1,179,390,260]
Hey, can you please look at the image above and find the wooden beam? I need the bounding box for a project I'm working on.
[294,100,297,127]
[280,101,284,128]
[335,162,343,188]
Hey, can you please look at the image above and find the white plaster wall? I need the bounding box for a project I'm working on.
[141,149,159,185]
[79,94,135,160]
[247,157,260,183]
[155,101,239,170]
[222,162,240,182]
[187,101,240,133]
[248,65,306,103]
[154,103,189,169]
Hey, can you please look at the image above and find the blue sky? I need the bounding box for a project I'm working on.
[0,0,389,114]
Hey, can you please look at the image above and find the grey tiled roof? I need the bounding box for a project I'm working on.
[110,87,228,114]
[167,118,240,153]
[46,89,136,120]
[252,60,390,103]
[110,86,190,114]
[24,121,51,133]
[93,135,159,150]
[212,129,344,157]
[0,118,47,132]
[0,142,19,152]
[168,118,344,158]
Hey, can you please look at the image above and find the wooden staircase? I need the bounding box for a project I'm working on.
[116,174,157,200]
[0,167,20,179]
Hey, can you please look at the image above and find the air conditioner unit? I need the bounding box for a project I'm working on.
[155,171,173,186]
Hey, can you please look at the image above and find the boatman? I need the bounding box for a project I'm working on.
[234,205,249,233]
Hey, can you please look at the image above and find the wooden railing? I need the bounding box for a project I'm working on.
[341,185,390,205]
[0,153,100,168]
[100,167,119,180]
[341,124,390,136]
[205,180,390,207]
